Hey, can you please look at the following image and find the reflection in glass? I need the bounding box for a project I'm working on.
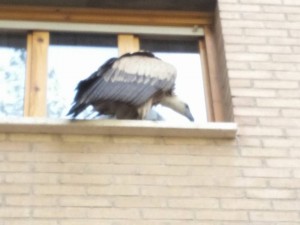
[0,33,26,117]
[141,38,207,123]
[47,33,118,118]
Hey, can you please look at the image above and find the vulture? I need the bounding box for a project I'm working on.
[67,51,194,121]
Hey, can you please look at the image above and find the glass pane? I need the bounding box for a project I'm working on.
[141,38,207,123]
[47,32,118,118]
[0,32,26,118]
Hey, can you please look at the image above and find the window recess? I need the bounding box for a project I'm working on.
[0,6,236,137]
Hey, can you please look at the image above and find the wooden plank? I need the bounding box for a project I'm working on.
[0,5,213,26]
[24,32,33,116]
[204,26,224,122]
[118,34,140,55]
[199,39,214,122]
[24,31,49,117]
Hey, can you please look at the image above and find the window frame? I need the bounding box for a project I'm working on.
[0,5,237,138]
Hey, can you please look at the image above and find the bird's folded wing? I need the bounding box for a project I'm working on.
[80,55,176,106]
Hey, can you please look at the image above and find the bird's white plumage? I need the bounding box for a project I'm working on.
[112,55,176,81]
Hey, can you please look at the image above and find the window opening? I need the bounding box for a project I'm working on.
[47,32,118,118]
[0,32,26,118]
[140,37,207,123]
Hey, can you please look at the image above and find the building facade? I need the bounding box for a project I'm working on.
[0,0,300,224]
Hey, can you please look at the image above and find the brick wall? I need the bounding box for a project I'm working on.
[1,0,300,224]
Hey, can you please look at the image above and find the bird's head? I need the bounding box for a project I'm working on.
[161,95,194,122]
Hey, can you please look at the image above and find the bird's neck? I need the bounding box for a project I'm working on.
[160,96,185,114]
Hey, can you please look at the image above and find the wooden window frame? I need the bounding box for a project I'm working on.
[0,5,230,123]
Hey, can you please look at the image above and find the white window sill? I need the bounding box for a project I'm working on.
[0,118,237,139]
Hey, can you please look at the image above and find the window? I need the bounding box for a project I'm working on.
[0,32,26,117]
[47,32,118,118]
[0,6,232,124]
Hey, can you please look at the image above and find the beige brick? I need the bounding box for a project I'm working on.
[225,35,266,44]
[165,155,210,166]
[113,197,167,208]
[196,210,248,221]
[270,179,300,188]
[229,70,272,79]
[243,13,285,21]
[225,44,247,52]
[34,163,85,173]
[264,5,300,13]
[0,208,30,218]
[0,184,30,194]
[59,153,110,163]
[273,54,300,63]
[232,88,277,97]
[212,157,262,167]
[194,187,244,198]
[238,127,283,136]
[221,199,271,209]
[257,99,300,108]
[251,62,297,71]
[284,0,300,5]
[240,0,282,4]
[238,137,261,147]
[266,159,300,168]
[113,136,161,144]
[60,174,112,185]
[254,80,298,89]
[243,168,291,178]
[87,185,139,196]
[241,147,288,157]
[0,163,31,172]
[88,208,140,219]
[34,185,86,195]
[5,173,58,184]
[263,138,295,148]
[273,200,300,210]
[281,108,300,117]
[0,134,6,141]
[110,154,163,165]
[245,29,288,37]
[8,134,53,142]
[60,196,111,207]
[217,177,267,187]
[168,198,219,209]
[141,186,192,197]
[137,165,188,176]
[278,90,300,98]
[234,107,279,117]
[32,143,85,152]
[248,45,292,53]
[229,79,252,88]
[0,142,31,152]
[232,97,256,107]
[226,53,269,61]
[7,152,59,162]
[3,220,58,225]
[61,134,111,143]
[260,118,300,128]
[189,167,241,177]
[142,209,193,219]
[114,175,166,185]
[219,3,261,12]
[33,207,87,218]
[247,189,296,199]
[250,211,300,222]
[5,195,57,206]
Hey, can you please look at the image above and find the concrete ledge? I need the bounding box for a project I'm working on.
[0,118,237,138]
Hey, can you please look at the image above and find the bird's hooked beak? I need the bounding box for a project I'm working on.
[184,105,194,122]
